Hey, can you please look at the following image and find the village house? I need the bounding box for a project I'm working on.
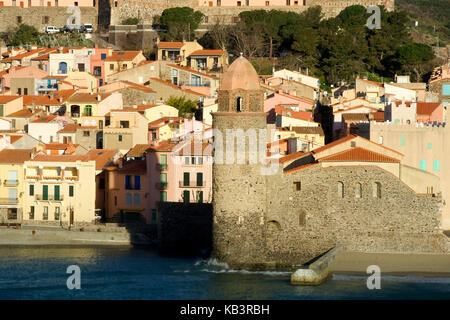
[156,41,203,66]
[104,50,147,78]
[0,96,23,117]
[187,49,228,72]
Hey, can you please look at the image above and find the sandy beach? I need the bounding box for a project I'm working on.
[330,251,450,276]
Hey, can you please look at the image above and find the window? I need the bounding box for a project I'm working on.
[197,191,203,203]
[101,54,106,60]
[118,135,122,142]
[197,172,203,187]
[74,1,78,5]
[134,176,140,190]
[17,16,22,24]
[134,193,140,205]
[17,88,22,95]
[99,178,105,189]
[114,196,117,206]
[120,121,129,128]
[191,157,196,165]
[152,132,157,141]
[265,1,269,5]
[160,191,167,202]
[237,1,241,6]
[24,88,28,95]
[43,206,48,220]
[355,183,362,198]
[236,97,242,112]
[43,185,48,200]
[125,193,132,205]
[337,181,344,198]
[198,157,203,165]
[69,185,74,197]
[373,182,381,198]
[183,190,190,203]
[151,209,157,224]
[110,64,114,70]
[400,136,405,146]
[29,206,34,220]
[184,157,189,165]
[55,207,60,220]
[294,181,301,191]
[84,105,92,116]
[433,160,440,171]
[420,160,426,171]
[443,85,450,96]
[54,185,60,200]
[378,136,383,145]
[183,172,190,187]
[114,0,117,6]
[58,62,67,74]
[160,173,167,189]
[83,131,90,137]
[29,184,34,196]
[427,142,432,150]
[160,155,167,170]
[43,16,49,24]
[125,175,132,189]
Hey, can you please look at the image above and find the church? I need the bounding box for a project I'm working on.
[212,56,449,270]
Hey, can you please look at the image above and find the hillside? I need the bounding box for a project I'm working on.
[396,0,450,45]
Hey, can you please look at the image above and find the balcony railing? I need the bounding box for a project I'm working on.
[35,195,64,201]
[25,176,78,181]
[3,180,18,186]
[156,164,168,171]
[155,182,168,190]
[42,176,63,181]
[186,83,210,87]
[179,181,205,188]
[0,198,18,204]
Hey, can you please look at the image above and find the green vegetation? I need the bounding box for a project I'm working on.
[121,18,140,25]
[156,7,204,42]
[199,5,438,85]
[9,24,40,46]
[166,96,198,118]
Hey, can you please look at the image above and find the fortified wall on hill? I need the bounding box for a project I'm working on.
[109,0,395,26]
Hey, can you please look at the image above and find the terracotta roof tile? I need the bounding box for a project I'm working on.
[167,64,217,79]
[126,144,152,157]
[318,147,400,163]
[157,42,184,49]
[283,162,320,174]
[31,115,57,123]
[189,49,226,56]
[278,150,308,163]
[0,149,33,164]
[417,102,441,116]
[104,51,142,61]
[0,96,21,103]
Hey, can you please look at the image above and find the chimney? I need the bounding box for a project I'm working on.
[132,104,137,109]
[97,94,101,101]
[107,47,113,57]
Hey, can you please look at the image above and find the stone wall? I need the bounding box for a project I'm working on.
[157,202,213,256]
[0,7,98,34]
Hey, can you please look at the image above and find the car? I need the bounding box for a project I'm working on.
[83,23,93,33]
[62,25,83,33]
[45,26,59,34]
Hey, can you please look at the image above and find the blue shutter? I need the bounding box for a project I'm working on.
[125,193,132,205]
[134,176,140,190]
[433,160,440,171]
[420,160,426,171]
[443,85,450,96]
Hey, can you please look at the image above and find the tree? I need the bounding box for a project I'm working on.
[209,18,231,51]
[229,22,265,58]
[396,42,435,81]
[10,24,39,46]
[121,18,139,25]
[166,96,198,118]
[159,7,204,41]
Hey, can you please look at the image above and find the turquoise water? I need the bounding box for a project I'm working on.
[0,246,449,300]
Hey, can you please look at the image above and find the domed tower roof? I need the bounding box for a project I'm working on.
[221,56,260,91]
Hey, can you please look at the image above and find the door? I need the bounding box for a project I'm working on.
[196,172,203,187]
[43,185,48,200]
[54,185,60,201]
[183,172,190,187]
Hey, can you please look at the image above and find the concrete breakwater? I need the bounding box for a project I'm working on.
[0,226,152,246]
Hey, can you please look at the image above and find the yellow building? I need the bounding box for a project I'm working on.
[157,41,203,66]
[23,155,97,224]
[61,71,99,93]
[104,50,147,77]
[0,149,33,225]
[142,104,179,123]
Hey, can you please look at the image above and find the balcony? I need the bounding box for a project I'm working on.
[35,195,64,201]
[186,83,211,87]
[42,176,63,181]
[179,181,205,188]
[156,163,168,171]
[0,198,18,204]
[3,180,18,187]
[155,182,168,190]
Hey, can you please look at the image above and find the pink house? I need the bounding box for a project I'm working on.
[146,139,213,224]
[90,46,109,87]
[417,102,445,124]
[264,92,314,113]
[0,66,48,93]
[0,0,96,7]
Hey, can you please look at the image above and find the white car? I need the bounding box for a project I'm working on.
[45,26,59,34]
[83,23,93,33]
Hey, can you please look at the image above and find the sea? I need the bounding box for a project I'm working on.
[0,246,449,300]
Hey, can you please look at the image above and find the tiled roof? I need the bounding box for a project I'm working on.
[291,126,324,135]
[48,89,77,102]
[342,113,370,121]
[275,106,314,122]
[31,115,57,123]
[177,141,213,156]
[0,96,21,103]
[22,95,61,106]
[0,48,47,62]
[116,160,146,174]
[278,150,308,164]
[371,111,385,122]
[148,117,184,128]
[357,78,384,87]
[126,144,152,157]
[148,139,182,152]
[58,123,80,133]
[31,149,119,170]
[68,92,112,103]
[311,135,356,155]
[318,147,400,163]
[417,102,441,116]
[149,78,204,96]
[104,51,142,61]
[0,149,33,164]
[44,142,79,150]
[333,105,378,113]
[189,49,226,56]
[6,108,36,118]
[157,42,184,49]
[283,162,320,174]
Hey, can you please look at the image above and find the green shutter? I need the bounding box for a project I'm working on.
[0,105,3,117]
[198,191,203,203]
[54,185,60,200]
[29,185,34,196]
[160,155,167,170]
[183,172,190,186]
[69,185,74,197]
[43,185,48,200]
[400,136,405,146]
[197,172,203,186]
[183,190,190,203]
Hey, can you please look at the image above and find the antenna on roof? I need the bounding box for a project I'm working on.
[240,52,243,57]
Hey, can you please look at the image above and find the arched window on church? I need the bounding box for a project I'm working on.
[337,181,344,198]
[373,182,381,198]
[236,97,242,112]
[355,183,362,198]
